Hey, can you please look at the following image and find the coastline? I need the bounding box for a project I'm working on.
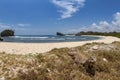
[0,35,120,54]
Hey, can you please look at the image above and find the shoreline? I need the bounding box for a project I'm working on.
[0,36,120,54]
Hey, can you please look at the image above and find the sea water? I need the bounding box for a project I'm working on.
[2,35,100,43]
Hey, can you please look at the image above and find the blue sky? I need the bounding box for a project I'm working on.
[0,0,120,35]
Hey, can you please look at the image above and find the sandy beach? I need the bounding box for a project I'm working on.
[0,36,120,54]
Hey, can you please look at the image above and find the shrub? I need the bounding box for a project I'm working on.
[0,29,14,37]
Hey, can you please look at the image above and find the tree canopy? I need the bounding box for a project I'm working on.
[75,31,120,38]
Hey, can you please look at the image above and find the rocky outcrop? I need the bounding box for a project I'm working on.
[68,48,97,76]
[0,37,3,41]
[0,29,14,37]
[56,32,65,36]
[68,48,88,64]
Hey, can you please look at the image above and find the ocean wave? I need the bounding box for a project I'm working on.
[65,35,75,36]
[14,36,49,39]
[3,35,100,43]
[66,38,76,40]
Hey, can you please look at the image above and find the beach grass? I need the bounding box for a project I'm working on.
[0,42,120,80]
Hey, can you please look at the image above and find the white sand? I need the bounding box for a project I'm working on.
[0,36,120,54]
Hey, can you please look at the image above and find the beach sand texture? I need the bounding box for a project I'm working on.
[0,36,120,54]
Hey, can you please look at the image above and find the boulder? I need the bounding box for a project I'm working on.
[0,37,3,41]
[56,32,65,36]
[74,53,88,64]
[0,29,14,37]
[68,48,88,64]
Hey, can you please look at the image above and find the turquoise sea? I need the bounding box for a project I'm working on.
[2,35,101,43]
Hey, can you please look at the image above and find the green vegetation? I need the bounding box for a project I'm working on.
[76,31,120,38]
[0,29,14,37]
[56,31,120,38]
[0,42,120,80]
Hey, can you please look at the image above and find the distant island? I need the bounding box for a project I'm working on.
[75,31,120,38]
[0,29,15,41]
[0,29,14,37]
[56,32,65,36]
[56,31,120,38]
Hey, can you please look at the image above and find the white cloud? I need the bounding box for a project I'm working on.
[51,0,85,19]
[87,21,112,32]
[0,23,31,34]
[0,23,12,29]
[112,12,120,31]
[17,23,31,27]
[67,12,120,33]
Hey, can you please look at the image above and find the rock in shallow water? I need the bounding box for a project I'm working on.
[0,38,3,41]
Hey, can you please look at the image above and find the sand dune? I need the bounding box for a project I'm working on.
[0,36,120,54]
